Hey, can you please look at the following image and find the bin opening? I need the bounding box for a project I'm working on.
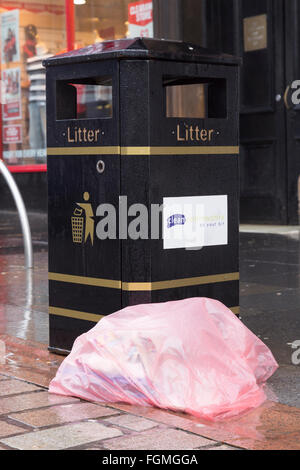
[164,77,227,119]
[56,77,113,120]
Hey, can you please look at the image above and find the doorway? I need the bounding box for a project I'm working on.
[204,0,300,225]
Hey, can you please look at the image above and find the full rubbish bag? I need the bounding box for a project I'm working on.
[49,298,278,421]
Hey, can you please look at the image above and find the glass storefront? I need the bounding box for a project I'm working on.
[1,0,66,167]
[0,0,207,171]
[0,0,154,169]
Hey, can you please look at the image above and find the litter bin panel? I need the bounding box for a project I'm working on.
[120,58,239,313]
[47,60,121,353]
[45,38,241,354]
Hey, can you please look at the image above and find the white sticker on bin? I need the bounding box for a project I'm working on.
[163,195,228,250]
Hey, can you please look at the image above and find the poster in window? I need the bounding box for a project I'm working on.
[3,124,22,144]
[128,0,153,38]
[2,67,22,120]
[1,9,20,64]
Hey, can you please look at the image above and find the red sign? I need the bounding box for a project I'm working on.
[128,0,153,38]
[3,124,22,143]
[3,101,20,120]
[128,0,153,28]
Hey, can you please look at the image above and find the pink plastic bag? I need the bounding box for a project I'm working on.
[49,298,278,421]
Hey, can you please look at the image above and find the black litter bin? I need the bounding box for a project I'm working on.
[44,38,241,354]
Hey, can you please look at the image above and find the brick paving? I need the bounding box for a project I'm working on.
[0,390,79,415]
[1,422,123,450]
[102,414,159,432]
[0,379,41,395]
[0,337,240,451]
[8,402,120,428]
[1,336,300,450]
[0,373,226,451]
[102,428,213,451]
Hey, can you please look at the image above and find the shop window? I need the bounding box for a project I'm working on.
[74,0,153,46]
[0,3,66,166]
[164,77,227,119]
[0,0,154,167]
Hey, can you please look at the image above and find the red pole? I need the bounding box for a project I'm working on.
[0,63,3,161]
[65,0,75,51]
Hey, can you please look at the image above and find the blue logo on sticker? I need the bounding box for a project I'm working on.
[167,214,186,229]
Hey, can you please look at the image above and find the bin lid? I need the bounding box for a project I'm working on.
[43,37,241,67]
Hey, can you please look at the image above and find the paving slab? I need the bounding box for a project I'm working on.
[0,391,79,415]
[1,422,123,450]
[104,414,158,432]
[0,379,41,396]
[0,420,27,438]
[102,428,214,451]
[9,402,120,428]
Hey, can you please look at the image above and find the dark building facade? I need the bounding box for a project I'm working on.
[155,0,300,225]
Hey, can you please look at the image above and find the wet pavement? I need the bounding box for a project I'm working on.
[0,211,48,344]
[240,227,300,409]
[0,211,300,450]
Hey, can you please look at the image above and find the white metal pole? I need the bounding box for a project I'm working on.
[0,159,33,269]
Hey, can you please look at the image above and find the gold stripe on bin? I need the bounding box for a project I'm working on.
[47,146,239,156]
[121,146,240,156]
[122,272,240,291]
[47,146,120,155]
[49,272,239,291]
[49,272,121,289]
[49,306,104,323]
